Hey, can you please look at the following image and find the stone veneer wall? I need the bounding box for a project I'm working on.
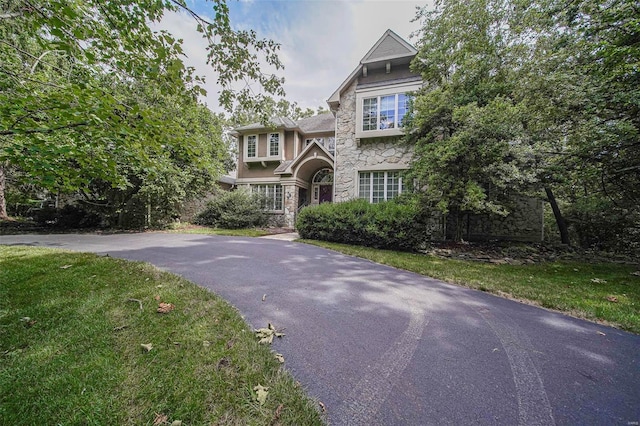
[334,80,414,202]
[447,197,544,242]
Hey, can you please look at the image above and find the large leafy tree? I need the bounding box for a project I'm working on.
[408,0,639,246]
[407,0,538,241]
[0,0,284,220]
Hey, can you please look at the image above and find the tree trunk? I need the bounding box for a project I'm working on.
[0,162,9,220]
[545,186,570,245]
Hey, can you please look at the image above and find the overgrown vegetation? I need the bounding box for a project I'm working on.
[302,240,640,334]
[0,0,285,225]
[0,246,322,425]
[195,189,270,229]
[407,0,639,251]
[296,198,435,251]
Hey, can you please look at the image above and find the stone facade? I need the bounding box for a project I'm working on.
[449,197,544,242]
[334,80,414,202]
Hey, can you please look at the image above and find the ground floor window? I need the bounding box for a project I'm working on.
[358,171,403,203]
[252,184,283,211]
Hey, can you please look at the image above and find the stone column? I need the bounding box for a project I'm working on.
[283,184,298,228]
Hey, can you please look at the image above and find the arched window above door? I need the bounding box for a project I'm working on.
[312,168,333,184]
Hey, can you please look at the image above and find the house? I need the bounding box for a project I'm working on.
[232,30,543,241]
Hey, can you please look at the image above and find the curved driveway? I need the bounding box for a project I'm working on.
[2,233,639,425]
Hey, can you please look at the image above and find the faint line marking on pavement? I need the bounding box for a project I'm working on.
[473,306,555,426]
[334,303,427,425]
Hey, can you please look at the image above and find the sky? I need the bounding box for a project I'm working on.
[156,0,431,113]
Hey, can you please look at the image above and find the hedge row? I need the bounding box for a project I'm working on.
[296,198,433,251]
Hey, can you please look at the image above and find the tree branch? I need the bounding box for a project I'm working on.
[1,122,89,136]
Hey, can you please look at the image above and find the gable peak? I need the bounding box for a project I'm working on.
[361,29,417,64]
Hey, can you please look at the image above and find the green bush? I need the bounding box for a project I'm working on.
[296,198,434,251]
[194,189,269,229]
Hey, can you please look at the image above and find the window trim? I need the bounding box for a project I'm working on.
[268,133,280,157]
[251,183,284,212]
[357,170,404,203]
[242,132,283,162]
[355,81,421,139]
[244,134,257,159]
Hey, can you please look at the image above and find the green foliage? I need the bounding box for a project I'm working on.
[409,0,639,249]
[195,189,269,229]
[33,204,101,229]
[296,198,434,251]
[0,246,322,424]
[0,0,284,223]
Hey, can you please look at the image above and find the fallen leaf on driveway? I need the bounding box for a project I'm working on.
[274,353,285,363]
[319,401,326,412]
[597,331,606,336]
[255,323,284,344]
[254,384,269,405]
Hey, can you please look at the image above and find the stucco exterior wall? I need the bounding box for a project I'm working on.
[334,80,413,202]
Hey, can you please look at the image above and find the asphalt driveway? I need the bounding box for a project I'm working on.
[1,233,638,425]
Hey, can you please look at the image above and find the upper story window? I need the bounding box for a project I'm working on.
[246,135,257,158]
[355,81,421,140]
[269,133,280,157]
[362,93,410,132]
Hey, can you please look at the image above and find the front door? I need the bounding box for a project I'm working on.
[319,185,332,204]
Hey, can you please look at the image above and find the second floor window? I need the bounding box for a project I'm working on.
[269,133,280,156]
[246,135,256,158]
[362,93,410,131]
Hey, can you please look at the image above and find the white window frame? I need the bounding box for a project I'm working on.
[355,81,421,139]
[244,134,257,159]
[252,183,283,212]
[269,133,280,157]
[358,170,404,203]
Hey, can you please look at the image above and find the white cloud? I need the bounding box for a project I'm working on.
[155,0,431,114]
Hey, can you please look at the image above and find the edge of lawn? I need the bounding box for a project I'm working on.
[299,239,640,334]
[0,246,324,425]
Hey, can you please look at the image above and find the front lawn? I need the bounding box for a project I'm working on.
[0,246,322,425]
[302,241,640,334]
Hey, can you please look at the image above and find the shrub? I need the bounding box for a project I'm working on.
[296,198,434,251]
[194,189,269,229]
[32,204,102,228]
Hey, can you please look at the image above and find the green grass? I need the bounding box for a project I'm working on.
[302,240,640,334]
[164,223,271,237]
[0,246,322,425]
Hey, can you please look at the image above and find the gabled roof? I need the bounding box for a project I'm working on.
[234,116,298,132]
[361,29,417,64]
[232,113,335,136]
[275,138,333,175]
[296,112,335,134]
[327,29,418,108]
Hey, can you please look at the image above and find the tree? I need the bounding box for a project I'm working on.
[407,0,538,240]
[0,0,284,220]
[408,0,639,248]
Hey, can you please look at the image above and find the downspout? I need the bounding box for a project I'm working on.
[333,112,338,203]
